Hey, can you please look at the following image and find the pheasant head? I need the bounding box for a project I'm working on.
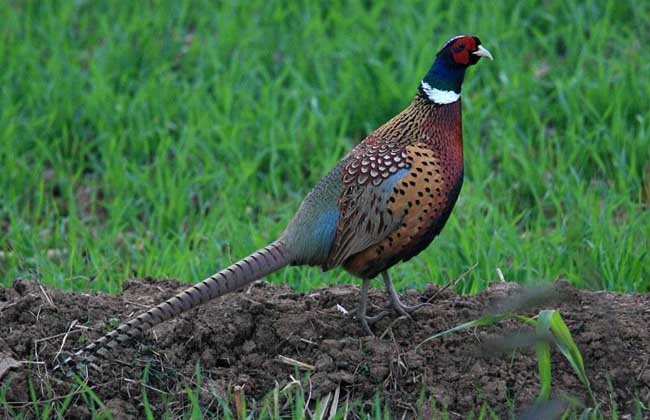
[420,35,493,104]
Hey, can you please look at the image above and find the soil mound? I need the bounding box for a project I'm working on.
[1,278,649,418]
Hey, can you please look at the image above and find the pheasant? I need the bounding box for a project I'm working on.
[60,34,492,368]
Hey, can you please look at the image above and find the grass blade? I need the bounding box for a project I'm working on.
[547,310,596,404]
[534,311,553,401]
[141,365,155,420]
[416,313,512,349]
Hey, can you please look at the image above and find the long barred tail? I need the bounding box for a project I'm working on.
[58,240,289,369]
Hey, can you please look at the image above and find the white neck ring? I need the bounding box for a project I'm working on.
[420,81,460,104]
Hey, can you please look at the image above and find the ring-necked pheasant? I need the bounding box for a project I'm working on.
[60,34,492,368]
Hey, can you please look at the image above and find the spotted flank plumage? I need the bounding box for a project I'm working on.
[326,97,465,278]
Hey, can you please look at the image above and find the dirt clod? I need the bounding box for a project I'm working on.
[1,278,649,417]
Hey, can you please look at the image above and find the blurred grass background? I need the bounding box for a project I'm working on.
[1,0,649,294]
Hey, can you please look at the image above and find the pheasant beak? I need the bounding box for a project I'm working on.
[472,45,494,61]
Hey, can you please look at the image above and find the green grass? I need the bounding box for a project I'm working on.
[1,0,649,295]
[3,369,645,419]
[0,373,472,419]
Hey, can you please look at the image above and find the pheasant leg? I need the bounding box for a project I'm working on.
[356,278,388,335]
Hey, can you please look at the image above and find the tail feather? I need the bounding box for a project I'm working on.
[58,240,289,369]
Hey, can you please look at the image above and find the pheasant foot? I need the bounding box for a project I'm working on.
[382,271,431,317]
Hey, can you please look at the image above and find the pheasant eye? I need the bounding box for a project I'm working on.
[454,44,465,52]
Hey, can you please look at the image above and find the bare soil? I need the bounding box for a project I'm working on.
[1,278,649,418]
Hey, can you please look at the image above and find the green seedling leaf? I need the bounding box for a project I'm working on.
[216,397,235,419]
[74,375,109,416]
[28,378,40,420]
[417,308,594,408]
[141,365,155,420]
[185,384,202,420]
[535,341,552,401]
[292,384,305,420]
[416,313,512,349]
[273,384,280,419]
[546,310,596,405]
[185,364,204,420]
[535,310,554,401]
[534,310,595,405]
[56,384,82,418]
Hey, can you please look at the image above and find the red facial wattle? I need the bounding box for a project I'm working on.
[450,36,477,65]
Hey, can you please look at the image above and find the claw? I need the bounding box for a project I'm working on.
[382,271,430,318]
[358,310,388,336]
